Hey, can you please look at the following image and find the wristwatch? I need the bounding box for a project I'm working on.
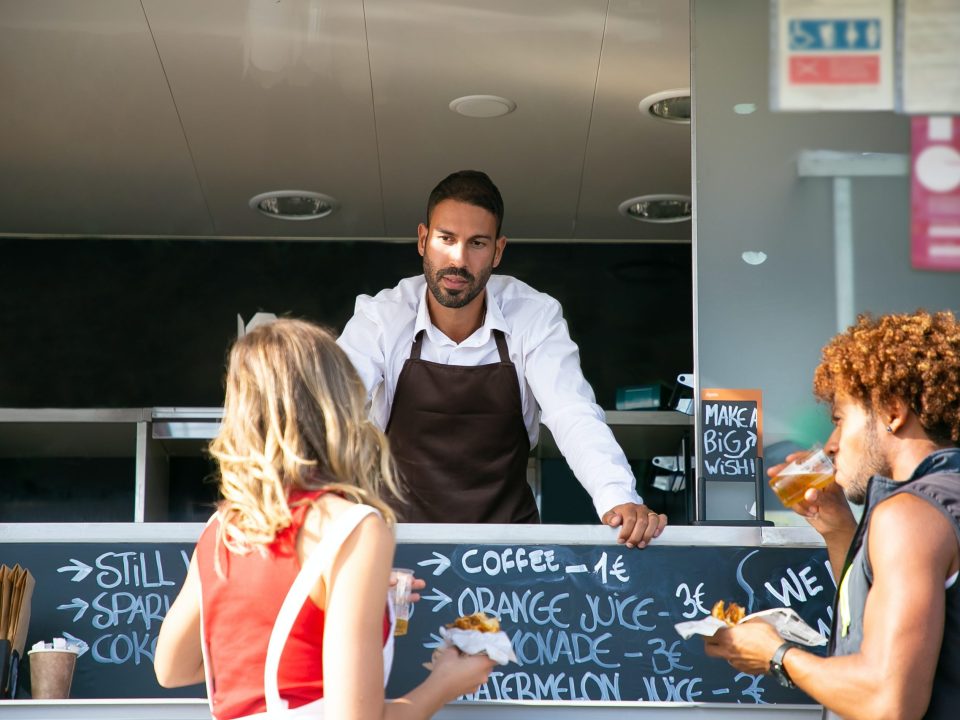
[769,641,798,688]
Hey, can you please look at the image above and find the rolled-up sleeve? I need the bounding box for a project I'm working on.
[522,297,643,519]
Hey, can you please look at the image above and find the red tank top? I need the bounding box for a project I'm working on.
[195,490,390,719]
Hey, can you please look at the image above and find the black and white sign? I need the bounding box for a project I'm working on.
[700,391,762,483]
[388,542,831,705]
[4,538,832,705]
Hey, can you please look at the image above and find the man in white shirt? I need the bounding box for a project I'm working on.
[337,170,667,548]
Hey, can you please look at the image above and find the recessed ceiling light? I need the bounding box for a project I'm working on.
[638,89,691,124]
[449,95,517,118]
[618,194,692,223]
[248,190,338,220]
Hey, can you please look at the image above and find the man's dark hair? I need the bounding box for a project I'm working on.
[426,170,504,236]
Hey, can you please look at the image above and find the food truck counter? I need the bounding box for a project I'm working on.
[2,698,822,719]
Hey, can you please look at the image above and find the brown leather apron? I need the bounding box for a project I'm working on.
[385,329,539,523]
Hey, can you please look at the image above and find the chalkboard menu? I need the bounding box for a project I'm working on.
[700,388,763,482]
[388,542,830,705]
[2,536,831,705]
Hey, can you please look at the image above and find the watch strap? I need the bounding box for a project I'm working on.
[770,641,798,688]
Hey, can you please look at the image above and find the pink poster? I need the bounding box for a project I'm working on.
[911,116,960,271]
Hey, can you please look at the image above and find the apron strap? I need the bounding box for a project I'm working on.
[264,504,380,714]
[409,331,425,360]
[493,330,510,363]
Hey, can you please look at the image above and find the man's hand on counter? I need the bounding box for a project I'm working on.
[602,503,668,549]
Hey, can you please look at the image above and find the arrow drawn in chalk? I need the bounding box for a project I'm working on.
[422,589,452,613]
[57,559,93,582]
[56,598,90,622]
[417,552,451,576]
[422,633,444,650]
[61,631,90,657]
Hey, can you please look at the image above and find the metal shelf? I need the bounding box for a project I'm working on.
[0,409,148,458]
[538,410,692,460]
[0,407,692,522]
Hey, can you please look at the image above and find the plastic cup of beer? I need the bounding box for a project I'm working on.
[390,568,414,636]
[28,647,78,699]
[768,446,835,507]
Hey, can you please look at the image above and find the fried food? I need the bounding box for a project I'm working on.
[427,613,499,670]
[446,612,501,633]
[711,600,745,626]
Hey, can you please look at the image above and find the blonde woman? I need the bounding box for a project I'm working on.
[154,319,494,719]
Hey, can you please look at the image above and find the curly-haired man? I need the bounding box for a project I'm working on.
[705,310,960,719]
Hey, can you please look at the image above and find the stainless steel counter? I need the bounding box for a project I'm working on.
[2,699,822,719]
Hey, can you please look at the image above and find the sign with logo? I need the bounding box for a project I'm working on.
[912,116,960,271]
[771,0,894,111]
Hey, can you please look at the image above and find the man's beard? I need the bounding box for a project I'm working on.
[423,256,492,309]
[843,419,890,505]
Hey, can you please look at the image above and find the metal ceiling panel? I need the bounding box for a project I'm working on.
[142,0,384,238]
[0,0,692,243]
[577,0,691,240]
[0,0,212,236]
[365,0,609,240]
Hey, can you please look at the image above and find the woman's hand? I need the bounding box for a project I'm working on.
[427,647,497,699]
[389,573,426,603]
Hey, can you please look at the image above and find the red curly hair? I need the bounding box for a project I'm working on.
[813,310,960,445]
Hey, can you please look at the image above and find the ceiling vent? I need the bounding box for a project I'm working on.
[639,89,691,124]
[449,95,517,118]
[248,191,338,220]
[618,194,692,223]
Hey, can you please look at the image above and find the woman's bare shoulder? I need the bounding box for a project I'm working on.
[301,493,387,548]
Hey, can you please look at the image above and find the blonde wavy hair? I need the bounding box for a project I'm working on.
[209,318,401,558]
[813,310,960,445]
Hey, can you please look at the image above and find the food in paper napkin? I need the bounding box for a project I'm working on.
[675,604,827,646]
[447,612,501,633]
[425,612,518,668]
[711,600,745,626]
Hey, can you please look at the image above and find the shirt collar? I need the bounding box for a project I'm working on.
[413,278,509,347]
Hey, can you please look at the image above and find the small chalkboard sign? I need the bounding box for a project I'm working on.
[700,389,763,483]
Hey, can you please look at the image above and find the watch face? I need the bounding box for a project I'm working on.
[770,642,798,688]
[771,663,794,688]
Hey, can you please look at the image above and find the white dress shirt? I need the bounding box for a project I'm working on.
[336,274,643,518]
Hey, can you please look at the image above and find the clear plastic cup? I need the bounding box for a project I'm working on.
[768,446,835,507]
[390,568,414,636]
